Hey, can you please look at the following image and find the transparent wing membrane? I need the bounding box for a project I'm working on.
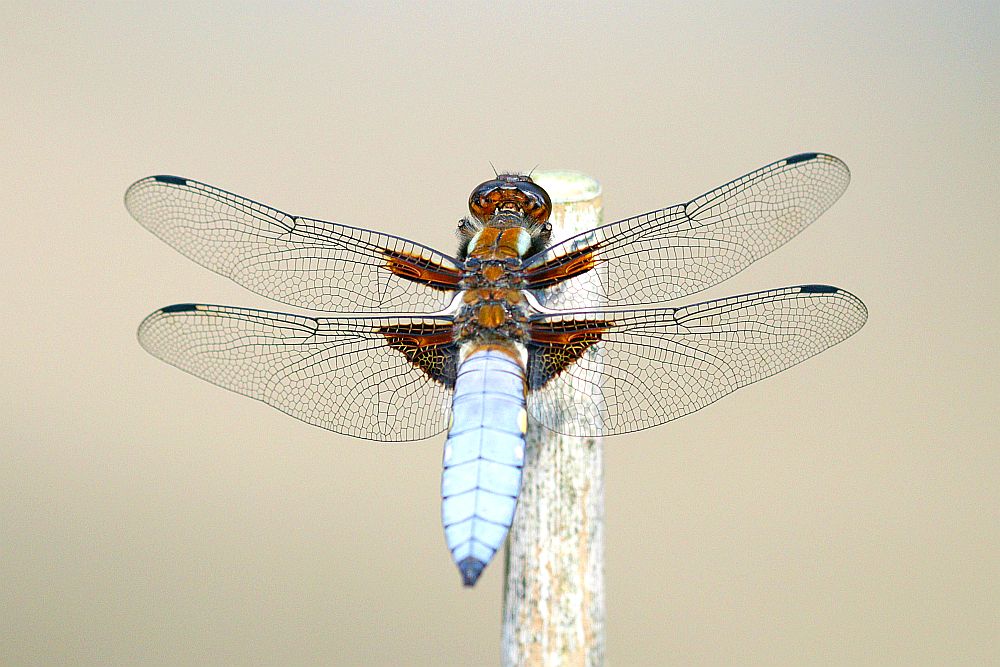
[138,304,456,441]
[525,153,851,309]
[527,285,867,436]
[130,155,866,443]
[126,176,463,313]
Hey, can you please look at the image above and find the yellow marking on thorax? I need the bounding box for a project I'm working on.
[482,264,505,282]
[477,304,507,328]
[469,228,501,258]
[469,226,531,260]
[496,228,525,259]
[464,287,523,306]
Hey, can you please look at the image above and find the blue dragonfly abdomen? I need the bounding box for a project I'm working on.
[441,346,527,586]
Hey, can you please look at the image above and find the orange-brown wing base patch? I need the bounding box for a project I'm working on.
[383,249,465,291]
[379,322,458,387]
[527,318,613,390]
[524,244,600,289]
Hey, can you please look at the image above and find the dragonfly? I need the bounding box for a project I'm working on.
[127,152,867,587]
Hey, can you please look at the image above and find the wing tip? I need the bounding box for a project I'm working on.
[784,152,850,180]
[124,175,190,214]
[137,304,201,342]
[798,284,869,329]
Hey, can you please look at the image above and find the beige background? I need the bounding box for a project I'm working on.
[3,2,996,665]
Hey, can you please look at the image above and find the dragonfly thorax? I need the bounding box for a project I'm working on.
[455,287,528,343]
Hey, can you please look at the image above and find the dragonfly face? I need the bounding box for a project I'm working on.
[459,176,552,264]
[127,153,867,586]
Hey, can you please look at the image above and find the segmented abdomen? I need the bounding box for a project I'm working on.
[441,346,527,586]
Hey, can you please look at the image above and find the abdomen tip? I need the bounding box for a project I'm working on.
[459,557,486,586]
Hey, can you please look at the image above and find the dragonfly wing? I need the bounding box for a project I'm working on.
[126,176,464,313]
[526,285,867,436]
[138,304,458,441]
[524,153,851,309]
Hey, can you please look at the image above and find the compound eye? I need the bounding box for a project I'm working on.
[468,176,552,224]
[519,182,552,224]
[468,180,502,222]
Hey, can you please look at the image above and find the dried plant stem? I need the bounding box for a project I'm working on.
[502,171,605,666]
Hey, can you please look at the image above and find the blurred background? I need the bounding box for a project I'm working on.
[2,2,996,664]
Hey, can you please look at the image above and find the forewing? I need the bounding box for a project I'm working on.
[138,304,457,441]
[126,176,464,313]
[527,285,867,436]
[524,153,851,309]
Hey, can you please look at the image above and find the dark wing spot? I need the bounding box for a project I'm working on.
[152,175,188,185]
[159,303,199,313]
[378,322,458,387]
[784,152,819,165]
[527,319,613,389]
[799,284,839,293]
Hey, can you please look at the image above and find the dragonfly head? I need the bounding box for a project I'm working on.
[458,174,553,259]
[468,173,552,225]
